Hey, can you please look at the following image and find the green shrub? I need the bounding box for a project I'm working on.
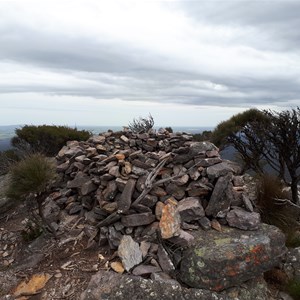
[6,153,56,201]
[286,278,300,300]
[11,125,91,156]
[0,149,20,175]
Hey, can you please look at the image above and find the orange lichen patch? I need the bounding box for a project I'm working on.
[213,283,225,292]
[250,245,266,265]
[12,273,52,299]
[226,265,239,277]
[159,202,181,239]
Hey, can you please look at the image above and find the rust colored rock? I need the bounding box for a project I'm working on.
[159,202,181,239]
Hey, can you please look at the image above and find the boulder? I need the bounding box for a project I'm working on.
[80,270,272,300]
[180,224,287,291]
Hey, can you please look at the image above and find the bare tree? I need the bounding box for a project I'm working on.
[128,114,154,133]
[224,108,300,204]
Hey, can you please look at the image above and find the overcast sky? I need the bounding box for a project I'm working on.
[0,0,299,128]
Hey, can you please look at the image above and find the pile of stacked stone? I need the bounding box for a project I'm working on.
[51,128,261,281]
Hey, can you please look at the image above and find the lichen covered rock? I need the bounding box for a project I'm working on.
[180,224,287,291]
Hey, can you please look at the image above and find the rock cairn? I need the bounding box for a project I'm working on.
[50,128,262,282]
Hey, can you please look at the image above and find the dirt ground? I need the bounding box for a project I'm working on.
[0,195,113,300]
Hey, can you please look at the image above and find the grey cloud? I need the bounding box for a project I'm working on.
[0,1,300,111]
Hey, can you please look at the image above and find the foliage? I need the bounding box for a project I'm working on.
[128,114,154,133]
[285,278,300,300]
[256,175,300,239]
[192,130,213,142]
[6,153,56,201]
[210,108,266,148]
[165,126,173,133]
[0,149,20,175]
[11,125,91,156]
[216,107,300,203]
[6,153,57,235]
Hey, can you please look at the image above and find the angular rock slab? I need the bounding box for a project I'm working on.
[80,271,216,300]
[180,224,287,291]
[80,270,271,300]
[118,235,143,272]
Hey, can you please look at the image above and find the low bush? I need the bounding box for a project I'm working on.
[0,149,20,175]
[285,278,300,300]
[11,125,91,156]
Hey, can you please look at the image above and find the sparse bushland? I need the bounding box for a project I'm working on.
[6,153,57,236]
[285,278,300,300]
[211,107,300,204]
[192,130,213,142]
[11,125,91,156]
[128,114,154,133]
[0,149,20,175]
[256,174,300,247]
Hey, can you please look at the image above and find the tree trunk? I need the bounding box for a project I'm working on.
[291,178,299,205]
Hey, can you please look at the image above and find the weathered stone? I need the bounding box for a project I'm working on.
[150,186,167,198]
[118,235,143,271]
[168,229,195,247]
[56,160,70,172]
[159,202,181,239]
[173,174,189,186]
[155,201,164,220]
[207,160,241,179]
[198,216,211,230]
[206,149,220,158]
[242,194,254,212]
[103,180,118,201]
[138,241,150,259]
[81,181,97,196]
[205,173,233,217]
[121,212,156,227]
[180,224,287,291]
[108,226,123,249]
[194,157,222,167]
[140,194,158,208]
[80,270,237,300]
[157,245,175,274]
[89,135,106,144]
[165,183,185,200]
[186,180,212,197]
[177,197,205,222]
[132,165,148,176]
[117,179,136,212]
[42,200,60,223]
[132,264,161,276]
[226,207,261,230]
[67,172,90,189]
[109,165,120,177]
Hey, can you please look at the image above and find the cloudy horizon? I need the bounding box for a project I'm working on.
[0,0,299,127]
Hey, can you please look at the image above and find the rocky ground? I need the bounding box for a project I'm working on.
[1,127,299,300]
[0,175,114,299]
